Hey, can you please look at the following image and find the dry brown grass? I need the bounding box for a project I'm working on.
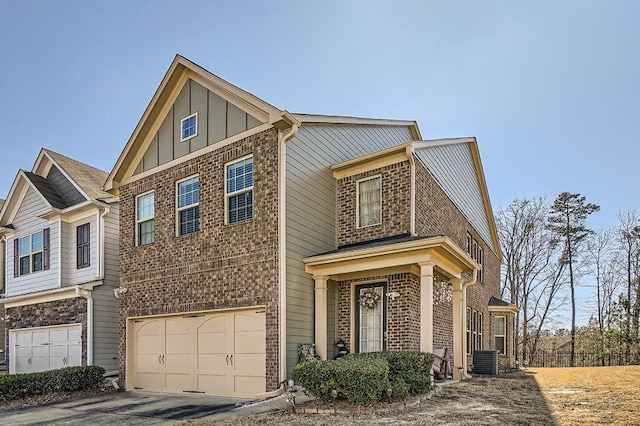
[530,366,640,426]
[184,366,640,425]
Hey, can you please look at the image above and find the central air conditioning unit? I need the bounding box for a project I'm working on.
[473,350,499,375]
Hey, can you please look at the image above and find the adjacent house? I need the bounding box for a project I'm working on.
[0,198,5,365]
[105,55,516,398]
[0,150,119,374]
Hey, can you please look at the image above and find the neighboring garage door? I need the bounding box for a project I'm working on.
[11,324,82,374]
[131,309,266,398]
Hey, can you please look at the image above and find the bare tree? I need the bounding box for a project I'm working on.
[497,197,565,363]
[616,211,640,363]
[584,228,619,364]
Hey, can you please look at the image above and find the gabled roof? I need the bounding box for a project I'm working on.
[105,55,295,193]
[488,296,519,312]
[411,138,501,259]
[39,149,111,201]
[23,172,68,209]
[0,150,112,228]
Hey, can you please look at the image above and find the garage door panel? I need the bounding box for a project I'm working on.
[234,375,265,397]
[32,346,50,357]
[234,313,264,332]
[131,309,265,397]
[68,328,82,341]
[233,353,266,373]
[49,345,66,357]
[49,330,68,342]
[165,373,194,392]
[32,331,49,344]
[234,330,265,353]
[134,372,162,390]
[197,374,229,394]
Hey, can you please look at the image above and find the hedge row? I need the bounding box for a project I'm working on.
[293,351,434,404]
[0,366,105,401]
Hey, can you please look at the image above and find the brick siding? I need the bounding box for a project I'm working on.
[5,297,88,367]
[118,128,280,390]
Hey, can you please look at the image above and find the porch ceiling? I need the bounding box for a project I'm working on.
[303,236,478,280]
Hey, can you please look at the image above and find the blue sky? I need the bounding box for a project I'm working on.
[1,1,638,325]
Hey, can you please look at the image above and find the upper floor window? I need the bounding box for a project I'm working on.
[357,176,381,228]
[226,156,253,224]
[136,191,155,245]
[495,316,506,354]
[180,113,198,142]
[466,233,484,281]
[14,229,49,276]
[177,175,200,235]
[76,223,90,269]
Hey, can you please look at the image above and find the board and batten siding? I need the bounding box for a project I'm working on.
[285,123,414,374]
[6,187,59,296]
[134,79,263,174]
[414,143,495,253]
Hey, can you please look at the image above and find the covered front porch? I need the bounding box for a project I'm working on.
[303,236,479,380]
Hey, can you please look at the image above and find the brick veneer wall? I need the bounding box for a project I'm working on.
[414,161,507,363]
[336,273,421,353]
[337,161,411,247]
[118,128,280,390]
[5,297,88,367]
[433,284,454,351]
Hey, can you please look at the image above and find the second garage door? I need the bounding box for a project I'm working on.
[130,309,266,397]
[11,324,82,374]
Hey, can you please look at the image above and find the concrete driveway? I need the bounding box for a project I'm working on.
[0,391,301,425]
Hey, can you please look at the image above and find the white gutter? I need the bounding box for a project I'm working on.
[96,208,109,279]
[277,118,299,385]
[76,286,94,366]
[407,145,416,236]
[461,268,477,379]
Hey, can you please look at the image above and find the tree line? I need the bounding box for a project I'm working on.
[497,192,640,366]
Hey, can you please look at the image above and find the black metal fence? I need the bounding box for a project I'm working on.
[528,350,638,367]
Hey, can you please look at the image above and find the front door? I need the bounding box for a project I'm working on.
[355,283,386,353]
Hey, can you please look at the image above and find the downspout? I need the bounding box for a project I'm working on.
[278,122,298,387]
[406,144,416,236]
[58,220,62,287]
[461,267,478,379]
[76,286,94,366]
[96,208,109,280]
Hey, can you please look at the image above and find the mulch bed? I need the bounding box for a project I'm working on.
[0,386,116,413]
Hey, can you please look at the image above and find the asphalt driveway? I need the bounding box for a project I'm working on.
[0,391,298,425]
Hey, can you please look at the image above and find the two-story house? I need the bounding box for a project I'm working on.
[104,55,516,398]
[0,150,119,374]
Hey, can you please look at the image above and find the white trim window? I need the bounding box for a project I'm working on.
[477,312,483,351]
[177,175,200,235]
[357,175,381,228]
[466,308,472,355]
[136,191,155,245]
[180,112,198,142]
[18,231,44,275]
[226,156,253,224]
[495,316,506,354]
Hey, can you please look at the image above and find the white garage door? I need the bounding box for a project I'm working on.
[130,309,266,397]
[11,324,82,374]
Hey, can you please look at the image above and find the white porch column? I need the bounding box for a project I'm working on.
[451,277,466,380]
[313,275,328,360]
[419,261,435,353]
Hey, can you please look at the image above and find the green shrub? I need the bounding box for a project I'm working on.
[0,366,105,401]
[293,356,390,404]
[293,351,435,403]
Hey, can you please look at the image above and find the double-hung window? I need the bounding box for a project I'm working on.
[495,316,506,354]
[136,191,155,245]
[177,175,200,235]
[180,113,197,142]
[77,223,90,268]
[226,156,253,224]
[357,176,381,228]
[14,229,49,276]
[466,308,472,354]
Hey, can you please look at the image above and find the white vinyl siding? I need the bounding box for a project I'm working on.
[414,142,495,253]
[6,188,59,296]
[285,123,414,375]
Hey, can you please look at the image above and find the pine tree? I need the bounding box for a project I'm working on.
[548,192,600,367]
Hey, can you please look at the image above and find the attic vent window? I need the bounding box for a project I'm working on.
[180,113,198,142]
